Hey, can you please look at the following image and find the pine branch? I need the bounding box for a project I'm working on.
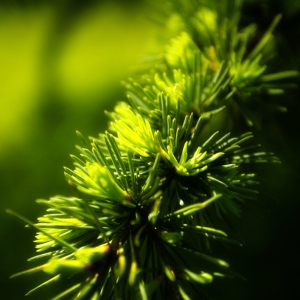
[7,0,297,299]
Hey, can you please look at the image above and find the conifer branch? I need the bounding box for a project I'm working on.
[7,0,297,299]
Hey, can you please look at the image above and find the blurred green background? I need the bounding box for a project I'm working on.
[0,0,299,299]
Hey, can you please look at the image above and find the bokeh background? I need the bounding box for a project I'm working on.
[0,0,299,299]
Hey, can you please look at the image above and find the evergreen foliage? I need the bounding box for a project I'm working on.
[8,0,298,299]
